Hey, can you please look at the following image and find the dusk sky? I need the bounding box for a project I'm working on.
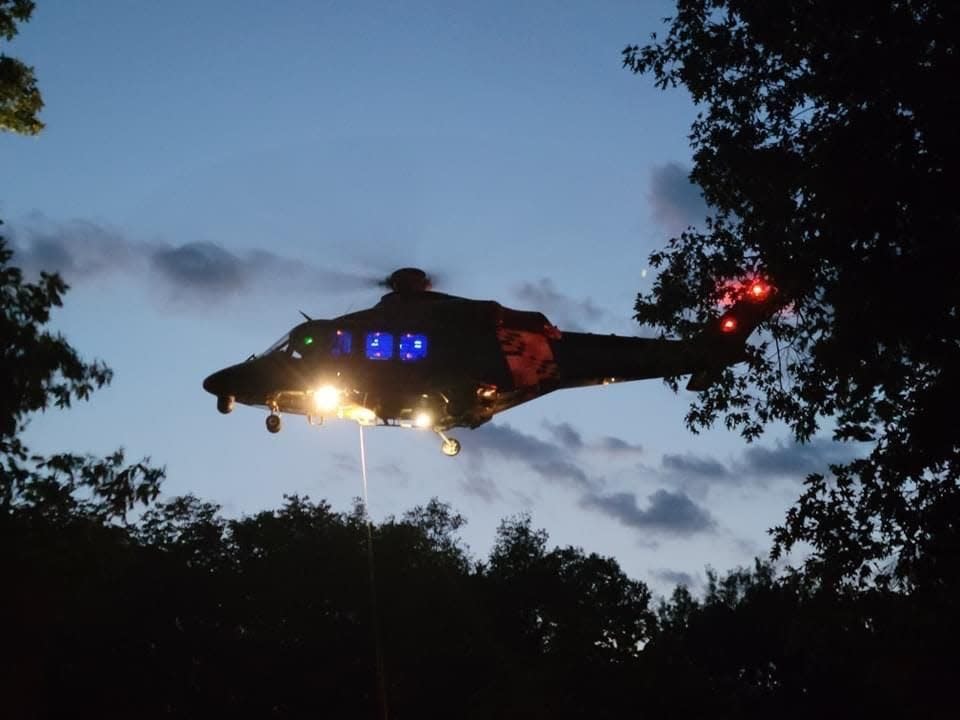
[3,1,855,594]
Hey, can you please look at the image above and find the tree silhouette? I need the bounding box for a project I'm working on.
[0,0,43,134]
[5,483,665,717]
[0,236,164,520]
[1,0,162,522]
[639,560,957,718]
[625,0,960,587]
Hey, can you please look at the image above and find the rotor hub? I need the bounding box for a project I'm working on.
[386,268,431,293]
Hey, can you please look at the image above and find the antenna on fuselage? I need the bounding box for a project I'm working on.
[299,310,313,322]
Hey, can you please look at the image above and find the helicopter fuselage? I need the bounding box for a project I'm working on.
[203,281,771,454]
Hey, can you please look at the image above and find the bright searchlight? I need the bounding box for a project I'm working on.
[313,385,340,413]
[414,411,433,429]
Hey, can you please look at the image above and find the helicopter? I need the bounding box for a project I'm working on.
[202,268,777,456]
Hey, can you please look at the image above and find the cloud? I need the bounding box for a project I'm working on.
[464,421,648,505]
[662,452,731,480]
[149,242,372,299]
[651,568,699,589]
[660,451,735,498]
[459,473,501,502]
[512,278,608,331]
[582,488,716,536]
[331,452,359,474]
[373,461,409,486]
[8,219,373,303]
[151,242,248,294]
[660,438,867,496]
[466,422,593,489]
[543,420,643,456]
[595,435,644,454]
[542,420,584,451]
[735,437,863,478]
[649,162,709,234]
[9,220,139,279]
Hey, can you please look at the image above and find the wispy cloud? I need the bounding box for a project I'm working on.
[512,277,609,331]
[649,162,709,234]
[459,472,502,502]
[662,452,731,480]
[543,420,643,456]
[650,568,699,589]
[463,420,650,511]
[595,435,644,454]
[660,438,868,495]
[8,219,372,303]
[467,422,593,489]
[331,452,359,474]
[581,488,716,536]
[735,437,863,478]
[9,220,138,279]
[542,420,584,451]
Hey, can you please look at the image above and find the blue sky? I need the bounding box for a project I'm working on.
[3,1,850,594]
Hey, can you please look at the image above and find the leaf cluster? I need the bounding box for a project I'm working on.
[625,0,960,585]
[0,0,42,134]
[639,560,957,718]
[1,232,163,522]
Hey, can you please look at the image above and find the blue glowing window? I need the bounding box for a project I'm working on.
[365,332,393,360]
[399,333,428,361]
[332,330,352,357]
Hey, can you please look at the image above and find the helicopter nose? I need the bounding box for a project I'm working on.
[202,368,231,396]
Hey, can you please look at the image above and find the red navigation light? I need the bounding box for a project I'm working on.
[748,281,771,301]
[721,316,738,333]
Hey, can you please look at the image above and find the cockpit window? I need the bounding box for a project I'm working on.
[263,333,290,356]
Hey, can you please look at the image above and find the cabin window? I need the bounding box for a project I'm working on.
[365,332,393,360]
[399,333,428,361]
[332,330,352,356]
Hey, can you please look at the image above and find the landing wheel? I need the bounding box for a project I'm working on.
[441,438,461,457]
[217,396,235,414]
[266,413,282,434]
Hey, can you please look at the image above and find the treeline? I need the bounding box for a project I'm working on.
[3,489,955,718]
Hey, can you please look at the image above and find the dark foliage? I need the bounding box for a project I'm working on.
[639,561,957,718]
[0,0,43,134]
[3,494,657,718]
[625,0,960,587]
[0,234,164,519]
[6,491,957,717]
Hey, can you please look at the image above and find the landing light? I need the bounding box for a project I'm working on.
[414,411,433,429]
[349,407,377,425]
[477,385,497,399]
[313,385,340,412]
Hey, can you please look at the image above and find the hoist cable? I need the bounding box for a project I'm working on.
[359,423,389,720]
